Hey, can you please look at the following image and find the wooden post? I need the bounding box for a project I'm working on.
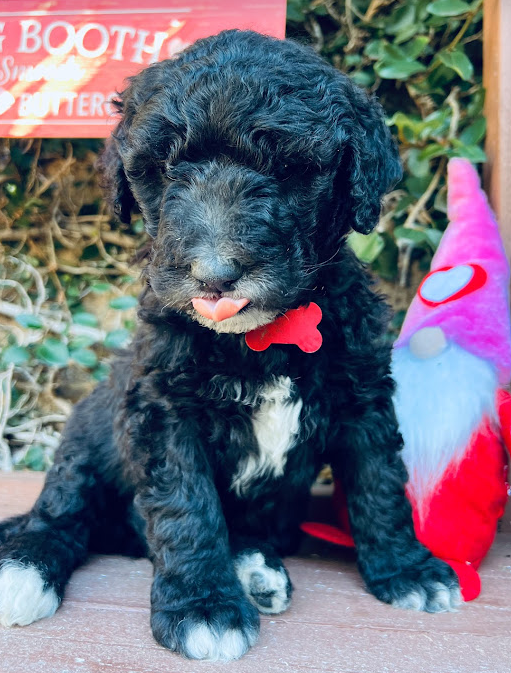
[483,0,511,257]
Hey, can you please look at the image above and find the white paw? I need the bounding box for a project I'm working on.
[392,581,462,613]
[0,561,59,627]
[234,551,292,615]
[183,622,258,662]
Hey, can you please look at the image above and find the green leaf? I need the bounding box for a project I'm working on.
[434,186,448,213]
[104,328,131,349]
[394,226,428,245]
[35,339,69,367]
[72,312,98,327]
[459,117,486,145]
[350,70,375,88]
[466,89,485,117]
[371,234,399,281]
[347,231,385,264]
[405,175,432,198]
[449,142,487,162]
[92,362,111,381]
[2,345,29,365]
[364,39,385,60]
[423,229,444,250]
[394,24,423,45]
[69,335,97,349]
[385,4,417,35]
[90,282,112,294]
[427,0,471,16]
[312,3,328,16]
[395,226,441,251]
[437,49,474,81]
[394,194,415,217]
[344,54,362,67]
[70,347,98,368]
[109,295,138,310]
[407,149,431,178]
[286,0,308,21]
[382,43,408,61]
[376,60,427,80]
[23,445,46,471]
[4,182,18,196]
[401,36,430,60]
[418,143,449,160]
[16,314,43,329]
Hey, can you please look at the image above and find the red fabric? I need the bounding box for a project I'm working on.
[301,391,511,601]
[300,522,355,547]
[408,396,509,600]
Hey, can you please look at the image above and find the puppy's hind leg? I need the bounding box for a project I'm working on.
[0,395,115,627]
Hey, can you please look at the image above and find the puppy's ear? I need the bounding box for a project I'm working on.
[98,132,135,225]
[333,88,402,235]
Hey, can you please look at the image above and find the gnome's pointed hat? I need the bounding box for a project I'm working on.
[395,158,511,385]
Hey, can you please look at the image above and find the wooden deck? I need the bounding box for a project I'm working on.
[0,472,510,673]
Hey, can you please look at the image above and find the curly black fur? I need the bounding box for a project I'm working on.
[0,30,459,661]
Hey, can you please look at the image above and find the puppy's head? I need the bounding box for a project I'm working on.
[100,30,401,334]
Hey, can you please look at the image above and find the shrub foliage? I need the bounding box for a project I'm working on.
[288,0,484,280]
[0,2,484,467]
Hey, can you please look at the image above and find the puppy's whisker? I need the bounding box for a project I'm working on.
[160,297,180,313]
[303,247,342,273]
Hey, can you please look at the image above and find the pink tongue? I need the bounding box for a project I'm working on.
[192,297,250,322]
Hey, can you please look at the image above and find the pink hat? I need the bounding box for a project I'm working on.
[395,158,511,385]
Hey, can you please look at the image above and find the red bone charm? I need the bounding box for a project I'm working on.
[245,303,323,353]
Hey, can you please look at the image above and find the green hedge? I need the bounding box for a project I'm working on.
[0,3,484,468]
[287,0,484,281]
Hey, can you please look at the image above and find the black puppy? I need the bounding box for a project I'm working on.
[0,30,460,661]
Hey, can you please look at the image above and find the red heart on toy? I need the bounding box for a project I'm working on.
[245,303,323,353]
[418,264,487,307]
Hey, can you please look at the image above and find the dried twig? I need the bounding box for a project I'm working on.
[0,365,14,470]
[5,414,67,434]
[402,156,447,230]
[7,256,45,312]
[0,224,141,249]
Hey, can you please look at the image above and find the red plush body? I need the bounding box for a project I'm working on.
[302,392,510,601]
[410,389,510,600]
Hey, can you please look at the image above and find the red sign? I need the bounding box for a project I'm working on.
[0,1,286,138]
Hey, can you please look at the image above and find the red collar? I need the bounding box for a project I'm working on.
[245,303,323,353]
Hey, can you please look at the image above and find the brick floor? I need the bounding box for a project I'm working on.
[0,472,510,673]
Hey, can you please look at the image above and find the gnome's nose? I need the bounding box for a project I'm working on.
[409,327,448,359]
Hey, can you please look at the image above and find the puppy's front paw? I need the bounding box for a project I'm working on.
[369,556,462,613]
[151,596,260,661]
[234,551,292,615]
[0,561,59,627]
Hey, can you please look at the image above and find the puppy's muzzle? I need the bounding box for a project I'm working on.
[191,258,243,294]
[191,257,250,322]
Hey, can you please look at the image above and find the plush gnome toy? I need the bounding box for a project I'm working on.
[302,158,511,601]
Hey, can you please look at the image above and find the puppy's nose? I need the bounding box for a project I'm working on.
[191,259,243,293]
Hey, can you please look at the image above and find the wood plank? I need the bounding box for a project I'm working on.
[483,0,511,257]
[0,472,510,673]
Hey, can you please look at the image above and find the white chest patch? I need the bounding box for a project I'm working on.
[231,376,302,495]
